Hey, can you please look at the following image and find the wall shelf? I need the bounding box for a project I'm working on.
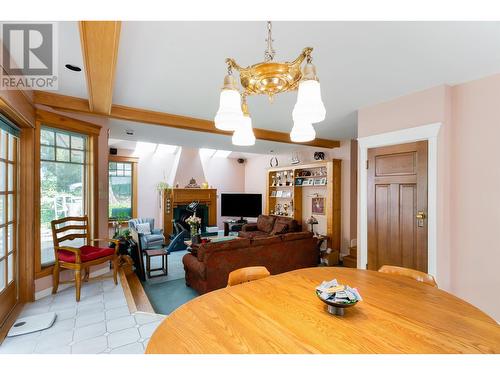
[265,160,341,251]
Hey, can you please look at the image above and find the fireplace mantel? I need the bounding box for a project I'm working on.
[162,188,217,237]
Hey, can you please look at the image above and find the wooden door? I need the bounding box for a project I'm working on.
[367,141,428,272]
[0,129,18,327]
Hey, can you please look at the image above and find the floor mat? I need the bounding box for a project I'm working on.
[141,278,199,315]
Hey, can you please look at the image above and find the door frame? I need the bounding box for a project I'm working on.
[358,123,441,277]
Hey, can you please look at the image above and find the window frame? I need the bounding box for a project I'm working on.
[108,155,138,223]
[34,112,101,279]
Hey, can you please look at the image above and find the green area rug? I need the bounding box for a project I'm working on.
[141,278,199,315]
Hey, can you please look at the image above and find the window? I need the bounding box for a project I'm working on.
[39,127,87,267]
[109,161,133,220]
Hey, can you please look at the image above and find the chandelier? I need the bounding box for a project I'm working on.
[215,21,326,146]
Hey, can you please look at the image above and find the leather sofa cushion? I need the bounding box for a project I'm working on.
[281,231,314,242]
[271,222,289,235]
[238,230,269,239]
[250,236,282,247]
[197,238,251,261]
[273,216,299,233]
[256,215,276,233]
[183,253,206,279]
[58,245,115,263]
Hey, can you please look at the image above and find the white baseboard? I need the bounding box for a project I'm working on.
[34,266,111,301]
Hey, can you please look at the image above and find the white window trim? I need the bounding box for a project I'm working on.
[357,122,441,278]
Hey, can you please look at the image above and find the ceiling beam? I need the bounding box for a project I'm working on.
[33,91,340,148]
[79,21,121,115]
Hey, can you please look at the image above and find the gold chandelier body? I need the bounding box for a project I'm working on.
[226,47,313,101]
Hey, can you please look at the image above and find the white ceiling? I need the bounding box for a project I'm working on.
[54,21,500,151]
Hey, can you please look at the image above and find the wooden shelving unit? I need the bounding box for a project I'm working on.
[265,160,341,251]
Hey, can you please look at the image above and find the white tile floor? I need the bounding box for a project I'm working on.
[0,273,165,354]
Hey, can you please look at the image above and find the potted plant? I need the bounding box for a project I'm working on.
[112,227,132,256]
[186,214,202,243]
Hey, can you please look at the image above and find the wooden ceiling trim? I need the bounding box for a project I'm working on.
[33,91,340,148]
[79,21,121,115]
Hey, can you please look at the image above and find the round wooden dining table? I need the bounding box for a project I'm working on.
[146,267,500,354]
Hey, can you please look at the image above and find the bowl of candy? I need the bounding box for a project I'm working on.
[315,279,362,316]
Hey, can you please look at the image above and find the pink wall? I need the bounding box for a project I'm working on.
[358,75,500,321]
[450,74,500,322]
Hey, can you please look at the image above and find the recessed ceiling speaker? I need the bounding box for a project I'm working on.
[109,147,117,155]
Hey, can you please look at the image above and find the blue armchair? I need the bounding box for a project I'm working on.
[129,218,165,250]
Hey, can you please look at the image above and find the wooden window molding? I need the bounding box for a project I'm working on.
[109,155,138,221]
[34,110,101,279]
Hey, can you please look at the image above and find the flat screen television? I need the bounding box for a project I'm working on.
[221,193,262,220]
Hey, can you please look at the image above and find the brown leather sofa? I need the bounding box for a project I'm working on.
[182,231,318,294]
[238,215,300,239]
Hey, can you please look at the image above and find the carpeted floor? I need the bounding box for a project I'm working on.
[140,250,199,315]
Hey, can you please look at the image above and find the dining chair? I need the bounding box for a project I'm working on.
[51,216,120,301]
[227,266,271,287]
[378,265,438,287]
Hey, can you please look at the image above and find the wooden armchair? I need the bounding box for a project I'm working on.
[51,216,120,301]
[227,266,270,287]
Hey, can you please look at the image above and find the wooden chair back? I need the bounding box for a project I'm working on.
[227,266,271,287]
[378,265,438,287]
[51,216,90,252]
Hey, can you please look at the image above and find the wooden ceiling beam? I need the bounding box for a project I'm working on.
[79,21,121,115]
[33,91,340,148]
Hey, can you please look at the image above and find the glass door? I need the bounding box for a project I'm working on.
[0,126,18,327]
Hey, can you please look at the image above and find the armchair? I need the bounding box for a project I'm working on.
[51,216,119,301]
[129,217,165,250]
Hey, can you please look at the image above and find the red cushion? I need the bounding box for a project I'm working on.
[57,245,115,263]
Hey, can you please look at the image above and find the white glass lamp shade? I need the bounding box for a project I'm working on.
[215,89,244,131]
[290,121,316,143]
[292,80,326,124]
[232,116,256,146]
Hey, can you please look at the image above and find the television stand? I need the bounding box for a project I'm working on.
[223,219,247,236]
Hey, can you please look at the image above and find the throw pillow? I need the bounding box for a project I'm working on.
[271,222,289,235]
[257,215,276,233]
[136,223,151,235]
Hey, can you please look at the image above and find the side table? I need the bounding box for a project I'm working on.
[144,247,169,278]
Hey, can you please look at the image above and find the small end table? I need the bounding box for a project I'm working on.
[144,247,168,278]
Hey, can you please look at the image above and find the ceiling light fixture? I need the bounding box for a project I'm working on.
[215,21,325,145]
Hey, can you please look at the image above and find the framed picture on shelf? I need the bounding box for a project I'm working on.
[303,178,314,186]
[276,190,283,197]
[282,190,291,198]
[312,197,325,215]
[295,177,304,186]
[313,177,327,186]
[271,190,277,197]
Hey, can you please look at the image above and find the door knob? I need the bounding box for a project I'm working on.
[416,211,426,227]
[416,211,426,220]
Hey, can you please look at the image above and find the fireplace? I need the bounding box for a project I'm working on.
[173,204,209,237]
[162,188,217,240]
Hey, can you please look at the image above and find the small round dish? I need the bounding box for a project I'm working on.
[316,290,358,316]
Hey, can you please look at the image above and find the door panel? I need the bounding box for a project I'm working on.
[368,141,428,272]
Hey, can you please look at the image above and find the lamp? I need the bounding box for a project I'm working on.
[290,121,316,143]
[232,96,256,146]
[292,62,326,125]
[214,73,244,131]
[216,21,326,145]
